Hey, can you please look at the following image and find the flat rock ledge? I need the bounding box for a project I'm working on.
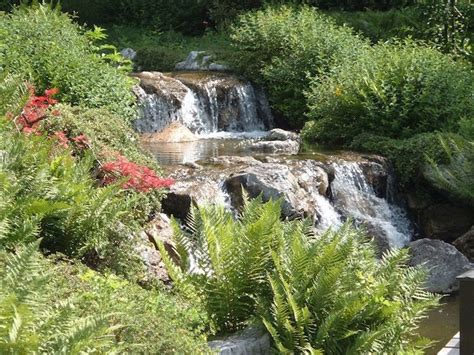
[208,326,270,355]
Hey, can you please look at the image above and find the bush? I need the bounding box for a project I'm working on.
[160,197,438,351]
[230,5,369,127]
[0,243,210,353]
[0,4,137,120]
[303,40,474,145]
[262,223,438,353]
[425,136,474,206]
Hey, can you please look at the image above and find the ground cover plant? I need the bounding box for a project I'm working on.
[160,197,439,353]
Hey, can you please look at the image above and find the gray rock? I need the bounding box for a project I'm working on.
[120,47,137,61]
[453,226,474,262]
[135,213,177,283]
[266,128,300,142]
[175,51,229,72]
[246,140,300,155]
[208,326,270,355]
[409,239,472,294]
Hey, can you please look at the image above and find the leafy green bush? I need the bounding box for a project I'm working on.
[160,197,438,351]
[230,5,369,127]
[327,7,423,42]
[303,40,474,145]
[0,242,116,353]
[43,104,159,170]
[262,223,438,353]
[0,242,210,353]
[0,4,137,120]
[0,120,150,277]
[425,136,474,206]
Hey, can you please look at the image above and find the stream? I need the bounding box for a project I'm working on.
[136,70,460,351]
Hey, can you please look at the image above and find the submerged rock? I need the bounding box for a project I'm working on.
[140,122,197,143]
[408,238,472,294]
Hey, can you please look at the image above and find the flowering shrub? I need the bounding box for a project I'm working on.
[101,155,174,192]
[17,87,58,134]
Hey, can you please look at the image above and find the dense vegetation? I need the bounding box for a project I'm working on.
[160,197,438,353]
[1,0,472,352]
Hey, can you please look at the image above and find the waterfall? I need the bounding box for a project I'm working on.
[134,72,273,135]
[329,161,413,248]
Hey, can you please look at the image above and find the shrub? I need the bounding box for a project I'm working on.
[262,224,438,353]
[230,5,369,127]
[0,242,116,353]
[0,243,210,353]
[0,4,137,120]
[160,197,438,351]
[425,136,474,206]
[303,40,474,145]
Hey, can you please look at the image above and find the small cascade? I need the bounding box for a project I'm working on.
[133,71,273,135]
[329,161,413,248]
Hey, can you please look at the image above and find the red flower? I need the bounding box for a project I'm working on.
[100,155,174,192]
[17,86,60,134]
[72,134,90,149]
[53,131,69,148]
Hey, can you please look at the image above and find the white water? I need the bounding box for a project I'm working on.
[328,161,413,248]
[135,73,272,135]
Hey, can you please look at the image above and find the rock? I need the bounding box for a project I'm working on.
[140,122,198,143]
[419,204,474,242]
[135,214,177,283]
[453,226,474,261]
[246,140,300,155]
[359,158,388,198]
[120,47,137,61]
[266,128,300,142]
[175,51,229,71]
[224,160,327,220]
[208,326,270,355]
[409,239,472,293]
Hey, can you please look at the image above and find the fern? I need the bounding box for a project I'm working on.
[0,242,116,353]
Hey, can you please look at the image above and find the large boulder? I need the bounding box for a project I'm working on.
[243,129,301,155]
[408,239,472,293]
[453,226,474,262]
[208,326,270,355]
[140,122,198,143]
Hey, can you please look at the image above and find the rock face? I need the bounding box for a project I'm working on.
[120,47,137,61]
[208,326,270,355]
[409,239,472,293]
[140,122,197,143]
[175,51,230,72]
[132,71,273,134]
[453,226,474,261]
[135,213,177,283]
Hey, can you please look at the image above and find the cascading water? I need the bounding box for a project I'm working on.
[328,161,413,248]
[133,71,273,136]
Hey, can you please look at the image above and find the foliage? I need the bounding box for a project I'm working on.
[0,3,137,120]
[42,103,160,170]
[48,256,211,353]
[262,224,438,353]
[303,40,474,145]
[0,120,151,279]
[0,242,116,353]
[159,196,289,333]
[350,132,454,187]
[160,197,438,351]
[425,136,474,206]
[106,26,234,72]
[230,5,369,127]
[327,7,423,42]
[0,242,210,353]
